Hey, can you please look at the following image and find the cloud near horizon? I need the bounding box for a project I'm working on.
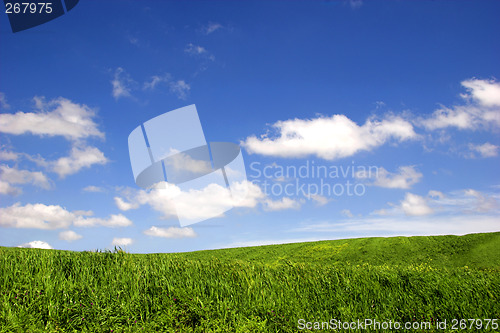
[0,202,132,229]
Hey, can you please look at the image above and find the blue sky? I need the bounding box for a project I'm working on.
[0,0,499,253]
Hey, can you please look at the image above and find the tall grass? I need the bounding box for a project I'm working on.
[0,233,499,332]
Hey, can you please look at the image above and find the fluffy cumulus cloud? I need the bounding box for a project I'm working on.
[400,193,434,216]
[0,202,132,229]
[18,240,53,249]
[143,226,197,239]
[115,180,266,222]
[59,230,83,242]
[242,114,417,160]
[0,97,104,140]
[111,237,134,246]
[356,165,422,189]
[0,165,52,195]
[420,79,500,130]
[0,203,75,229]
[48,145,108,178]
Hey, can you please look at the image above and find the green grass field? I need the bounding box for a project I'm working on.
[1,232,499,332]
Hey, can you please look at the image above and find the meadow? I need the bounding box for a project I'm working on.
[0,232,499,332]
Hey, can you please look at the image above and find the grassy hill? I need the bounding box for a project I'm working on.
[1,232,499,332]
[177,232,500,269]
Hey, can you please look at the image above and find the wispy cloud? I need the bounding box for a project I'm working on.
[341,209,354,218]
[169,80,191,100]
[308,194,331,206]
[144,226,197,239]
[83,185,105,193]
[202,22,223,35]
[185,43,215,61]
[466,142,499,158]
[263,197,303,211]
[0,92,10,109]
[356,165,422,189]
[111,67,135,100]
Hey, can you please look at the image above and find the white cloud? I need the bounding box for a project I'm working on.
[0,203,132,229]
[202,22,223,35]
[463,189,498,213]
[114,196,141,211]
[111,237,134,246]
[0,92,10,109]
[73,214,133,228]
[292,214,500,237]
[428,190,444,199]
[461,78,500,107]
[0,97,104,140]
[45,145,108,178]
[0,150,19,161]
[420,79,500,130]
[308,194,330,206]
[18,240,53,249]
[341,209,354,218]
[185,43,208,56]
[0,181,21,196]
[144,226,197,239]
[143,73,172,90]
[356,165,422,189]
[59,230,83,242]
[348,0,363,9]
[185,43,215,62]
[117,181,264,220]
[293,189,499,236]
[374,189,498,217]
[400,193,434,216]
[242,114,417,160]
[111,67,134,100]
[263,197,303,211]
[164,151,212,174]
[0,165,51,195]
[169,80,191,100]
[0,203,75,229]
[468,142,499,158]
[83,185,105,193]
